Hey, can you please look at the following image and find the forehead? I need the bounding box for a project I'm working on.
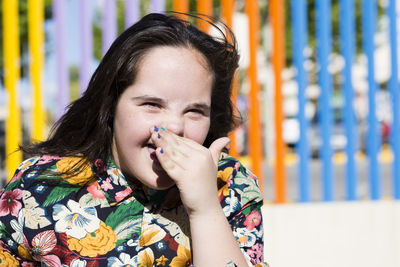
[128,46,213,102]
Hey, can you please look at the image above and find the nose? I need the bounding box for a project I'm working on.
[163,113,184,137]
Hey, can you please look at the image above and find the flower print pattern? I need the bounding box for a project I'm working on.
[67,222,117,257]
[0,246,19,266]
[108,252,137,267]
[69,258,87,267]
[87,182,106,199]
[115,188,132,202]
[56,157,94,186]
[156,255,168,266]
[53,199,101,239]
[101,178,114,191]
[170,244,192,267]
[247,243,264,264]
[244,210,262,231]
[0,189,22,217]
[137,248,154,266]
[218,166,234,198]
[20,191,51,229]
[23,230,61,266]
[0,154,268,266]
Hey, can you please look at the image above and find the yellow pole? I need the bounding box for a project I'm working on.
[28,0,45,142]
[3,0,22,179]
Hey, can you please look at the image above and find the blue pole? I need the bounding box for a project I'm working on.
[102,0,117,55]
[339,0,357,200]
[316,0,334,201]
[125,0,140,28]
[53,0,69,119]
[388,0,400,199]
[79,0,93,94]
[362,0,380,200]
[151,0,165,13]
[291,0,310,202]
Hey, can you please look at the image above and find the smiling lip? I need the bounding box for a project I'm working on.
[147,144,161,165]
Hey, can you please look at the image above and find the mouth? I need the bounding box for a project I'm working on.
[146,144,160,164]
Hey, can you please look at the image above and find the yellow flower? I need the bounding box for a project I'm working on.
[67,221,117,257]
[17,245,33,261]
[0,247,19,266]
[170,244,192,267]
[217,167,233,197]
[137,248,154,267]
[156,255,168,266]
[138,223,165,247]
[56,157,94,185]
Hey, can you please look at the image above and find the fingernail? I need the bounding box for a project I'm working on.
[157,133,161,139]
[160,126,166,131]
[160,148,164,154]
[154,126,159,132]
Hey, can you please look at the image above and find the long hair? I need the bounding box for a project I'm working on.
[22,13,240,168]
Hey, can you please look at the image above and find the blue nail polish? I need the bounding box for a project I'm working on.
[154,126,159,132]
[157,133,161,139]
[160,126,166,131]
[160,148,164,154]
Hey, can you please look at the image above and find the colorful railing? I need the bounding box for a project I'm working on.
[1,0,399,203]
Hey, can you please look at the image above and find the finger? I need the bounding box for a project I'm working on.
[208,137,231,166]
[150,129,190,158]
[155,146,186,175]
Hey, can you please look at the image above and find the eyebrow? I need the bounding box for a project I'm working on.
[132,95,211,113]
[131,95,166,104]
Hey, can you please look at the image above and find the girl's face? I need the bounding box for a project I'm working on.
[112,46,213,190]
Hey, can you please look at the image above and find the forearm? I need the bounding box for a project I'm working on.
[189,201,248,267]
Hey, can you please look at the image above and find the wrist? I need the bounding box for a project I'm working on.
[187,198,223,221]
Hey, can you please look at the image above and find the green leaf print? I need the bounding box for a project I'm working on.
[43,187,80,207]
[105,200,144,230]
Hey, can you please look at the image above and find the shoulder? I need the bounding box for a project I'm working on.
[217,153,263,217]
[4,156,57,189]
[3,155,93,192]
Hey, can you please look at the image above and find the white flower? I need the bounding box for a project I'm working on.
[107,252,137,267]
[222,195,240,215]
[21,191,51,229]
[234,228,257,248]
[52,199,100,239]
[10,211,24,244]
[70,259,87,267]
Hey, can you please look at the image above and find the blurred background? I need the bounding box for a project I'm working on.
[1,1,400,266]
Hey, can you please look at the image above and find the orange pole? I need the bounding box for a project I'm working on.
[197,0,212,32]
[245,0,263,194]
[221,0,239,158]
[269,0,286,203]
[173,0,189,19]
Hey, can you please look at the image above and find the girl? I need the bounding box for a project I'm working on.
[0,13,267,266]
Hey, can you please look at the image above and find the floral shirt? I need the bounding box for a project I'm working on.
[0,154,267,266]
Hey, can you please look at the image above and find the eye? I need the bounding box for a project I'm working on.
[187,109,205,115]
[143,102,161,108]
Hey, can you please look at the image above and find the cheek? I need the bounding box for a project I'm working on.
[185,120,211,144]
